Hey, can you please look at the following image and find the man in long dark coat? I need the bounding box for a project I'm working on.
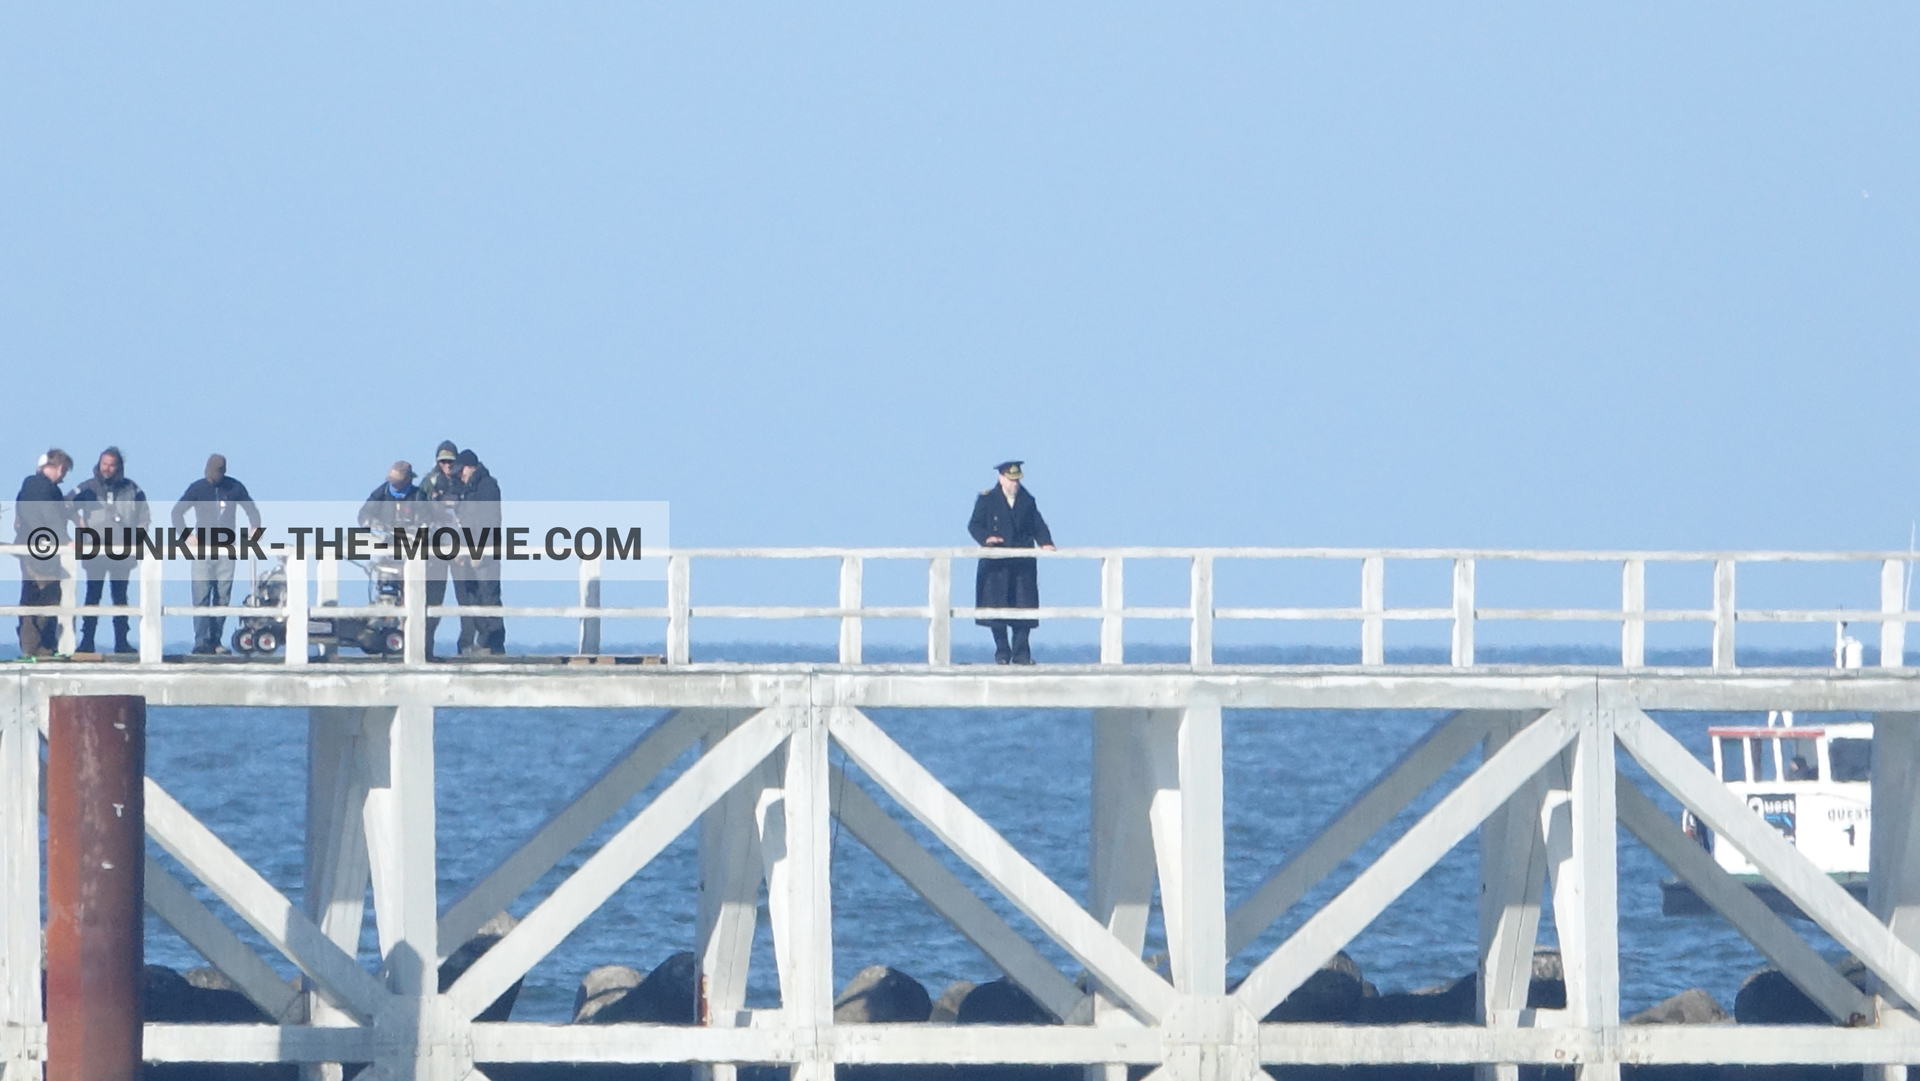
[968,461,1054,664]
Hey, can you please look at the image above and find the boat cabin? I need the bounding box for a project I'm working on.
[1686,713,1872,879]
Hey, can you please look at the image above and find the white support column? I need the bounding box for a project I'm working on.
[697,711,778,1081]
[139,555,164,664]
[781,702,835,1081]
[1101,557,1125,665]
[1549,699,1619,1081]
[1161,700,1225,997]
[364,703,456,1081]
[1712,559,1737,672]
[1360,556,1384,666]
[839,556,862,665]
[305,708,378,1080]
[578,556,603,656]
[1872,714,1920,1022]
[1,685,43,1080]
[1476,714,1553,1063]
[1882,561,1907,669]
[1189,555,1213,670]
[403,557,427,666]
[286,555,310,667]
[927,557,951,667]
[1451,558,1475,669]
[1088,709,1160,1081]
[667,553,691,665]
[1620,559,1645,670]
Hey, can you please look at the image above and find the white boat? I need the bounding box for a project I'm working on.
[1663,623,1876,917]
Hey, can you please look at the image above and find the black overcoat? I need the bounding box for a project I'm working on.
[968,485,1053,628]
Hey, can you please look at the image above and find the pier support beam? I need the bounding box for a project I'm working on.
[303,709,380,1081]
[697,710,778,1081]
[0,686,43,1081]
[1476,712,1552,1081]
[1088,709,1167,1081]
[1872,713,1920,1080]
[363,704,456,1081]
[780,701,835,1081]
[45,696,146,1081]
[1550,698,1619,1081]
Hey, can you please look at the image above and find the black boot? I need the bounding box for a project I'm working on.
[113,617,135,654]
[1011,626,1033,665]
[991,623,1012,665]
[77,615,98,655]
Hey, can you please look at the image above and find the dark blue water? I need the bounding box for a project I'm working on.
[140,645,1855,1022]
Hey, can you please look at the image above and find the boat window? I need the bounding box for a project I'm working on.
[1830,738,1871,782]
[1785,738,1819,781]
[1718,737,1745,781]
[1752,739,1776,782]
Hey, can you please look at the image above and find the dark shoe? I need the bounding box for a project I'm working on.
[114,644,137,655]
[191,644,215,655]
[1012,651,1035,665]
[76,637,96,655]
[994,648,1012,664]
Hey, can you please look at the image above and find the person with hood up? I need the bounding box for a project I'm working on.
[967,460,1055,664]
[452,448,505,656]
[69,446,150,654]
[172,454,262,655]
[417,440,465,658]
[13,449,74,657]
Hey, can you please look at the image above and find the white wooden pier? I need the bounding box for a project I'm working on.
[4,545,1920,1078]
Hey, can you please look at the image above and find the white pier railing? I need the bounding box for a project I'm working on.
[0,544,1912,668]
[6,667,1920,1079]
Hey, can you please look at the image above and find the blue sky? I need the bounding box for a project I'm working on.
[5,5,1916,551]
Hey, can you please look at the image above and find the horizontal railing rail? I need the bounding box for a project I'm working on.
[0,543,1910,670]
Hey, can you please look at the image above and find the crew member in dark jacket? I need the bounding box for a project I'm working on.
[69,446,150,654]
[417,440,465,658]
[968,461,1055,664]
[453,449,505,655]
[14,449,74,657]
[357,461,428,534]
[172,454,262,654]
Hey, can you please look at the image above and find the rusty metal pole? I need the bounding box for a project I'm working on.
[45,695,146,1081]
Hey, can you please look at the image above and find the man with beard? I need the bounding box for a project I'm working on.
[453,449,505,655]
[967,461,1055,664]
[70,446,150,655]
[13,449,73,657]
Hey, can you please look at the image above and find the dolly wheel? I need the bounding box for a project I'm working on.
[383,628,406,655]
[233,629,256,654]
[256,629,280,654]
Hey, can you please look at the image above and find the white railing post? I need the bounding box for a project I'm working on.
[1360,556,1385,666]
[1882,558,1906,669]
[578,556,603,656]
[838,556,862,664]
[927,557,951,667]
[667,553,690,665]
[285,556,309,667]
[317,556,339,607]
[403,557,426,666]
[1621,559,1646,669]
[1189,554,1213,669]
[1101,556,1124,665]
[1451,558,1475,668]
[1712,559,1737,671]
[56,546,78,655]
[139,555,165,664]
